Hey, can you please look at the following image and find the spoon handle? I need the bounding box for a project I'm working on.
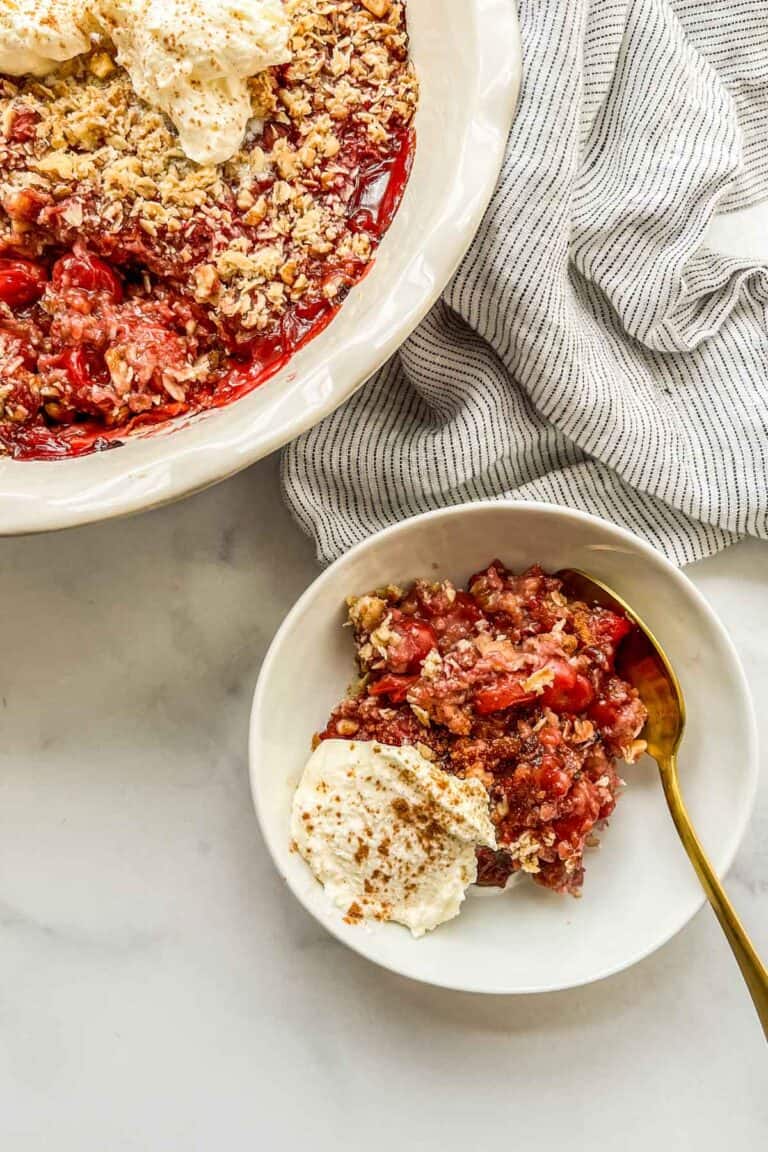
[659,754,768,1041]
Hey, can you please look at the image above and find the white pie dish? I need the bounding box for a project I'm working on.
[250,502,758,993]
[0,0,522,535]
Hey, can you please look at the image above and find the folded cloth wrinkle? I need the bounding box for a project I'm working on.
[282,0,768,567]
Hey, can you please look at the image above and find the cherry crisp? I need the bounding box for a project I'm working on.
[319,562,649,895]
[0,0,417,457]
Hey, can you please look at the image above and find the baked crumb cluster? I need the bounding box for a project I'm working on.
[319,564,649,895]
[0,0,417,456]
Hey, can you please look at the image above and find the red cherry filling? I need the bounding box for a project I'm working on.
[368,674,419,704]
[540,660,595,713]
[474,675,537,715]
[385,617,438,675]
[0,258,47,309]
[52,249,124,302]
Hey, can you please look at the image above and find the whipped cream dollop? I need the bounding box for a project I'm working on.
[99,0,292,165]
[0,0,292,165]
[0,0,93,77]
[291,741,496,938]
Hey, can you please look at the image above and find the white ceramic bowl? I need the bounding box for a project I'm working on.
[250,502,758,993]
[0,0,521,535]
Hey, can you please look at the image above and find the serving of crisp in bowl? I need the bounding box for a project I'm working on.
[250,502,757,993]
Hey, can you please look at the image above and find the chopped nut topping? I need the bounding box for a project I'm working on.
[522,666,556,695]
[336,718,360,737]
[362,0,392,17]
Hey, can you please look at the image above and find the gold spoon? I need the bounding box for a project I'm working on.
[557,568,768,1039]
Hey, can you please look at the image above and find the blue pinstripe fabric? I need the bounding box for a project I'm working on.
[282,0,768,567]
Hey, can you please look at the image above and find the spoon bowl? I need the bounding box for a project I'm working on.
[558,568,768,1039]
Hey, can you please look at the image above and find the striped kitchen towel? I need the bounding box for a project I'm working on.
[282,0,768,567]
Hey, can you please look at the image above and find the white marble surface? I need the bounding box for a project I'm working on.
[0,456,766,1150]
